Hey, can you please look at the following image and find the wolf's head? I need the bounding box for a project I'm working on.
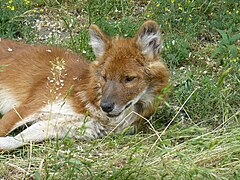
[89,20,169,118]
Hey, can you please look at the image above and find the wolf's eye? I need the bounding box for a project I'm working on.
[124,76,136,83]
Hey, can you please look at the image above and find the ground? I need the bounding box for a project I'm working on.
[0,0,239,179]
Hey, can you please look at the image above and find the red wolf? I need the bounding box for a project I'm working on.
[0,20,169,150]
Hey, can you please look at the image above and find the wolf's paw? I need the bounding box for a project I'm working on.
[0,136,24,151]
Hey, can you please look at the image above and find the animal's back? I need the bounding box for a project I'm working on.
[0,38,89,112]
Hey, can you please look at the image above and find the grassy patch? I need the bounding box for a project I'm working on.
[0,0,239,179]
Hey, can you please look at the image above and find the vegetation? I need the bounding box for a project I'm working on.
[0,0,239,179]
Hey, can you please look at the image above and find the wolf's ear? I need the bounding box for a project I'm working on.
[89,25,110,58]
[135,20,162,59]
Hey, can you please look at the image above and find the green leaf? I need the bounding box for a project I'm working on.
[217,29,229,45]
[217,67,232,87]
[229,45,238,58]
[211,47,222,58]
[35,171,41,180]
[230,33,240,44]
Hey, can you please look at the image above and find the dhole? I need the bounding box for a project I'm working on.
[0,20,169,150]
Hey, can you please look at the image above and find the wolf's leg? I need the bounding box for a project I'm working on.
[0,93,47,136]
[0,115,106,150]
[0,106,40,136]
[0,120,63,150]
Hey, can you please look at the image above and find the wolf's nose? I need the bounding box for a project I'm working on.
[100,101,115,113]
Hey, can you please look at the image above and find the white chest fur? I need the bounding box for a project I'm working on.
[41,100,79,115]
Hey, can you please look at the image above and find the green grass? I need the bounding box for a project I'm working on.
[0,0,239,179]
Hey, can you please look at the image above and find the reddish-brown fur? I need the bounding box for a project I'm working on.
[0,20,169,138]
